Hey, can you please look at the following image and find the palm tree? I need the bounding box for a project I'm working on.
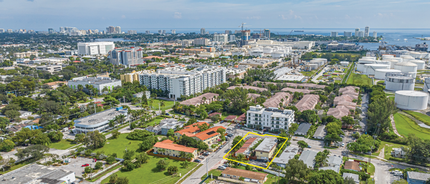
[160,101,165,110]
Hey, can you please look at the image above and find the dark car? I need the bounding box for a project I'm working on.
[194,159,201,163]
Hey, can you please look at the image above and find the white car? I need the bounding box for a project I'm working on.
[218,166,226,170]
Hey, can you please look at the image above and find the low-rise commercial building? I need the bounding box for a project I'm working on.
[35,65,62,74]
[246,105,295,132]
[13,51,38,58]
[255,137,277,161]
[239,58,280,68]
[0,164,75,184]
[153,140,198,159]
[73,107,128,134]
[68,76,121,94]
[220,167,268,184]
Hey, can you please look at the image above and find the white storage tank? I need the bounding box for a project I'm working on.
[364,64,390,75]
[374,69,401,80]
[423,78,430,104]
[387,59,399,69]
[263,47,273,54]
[362,56,376,60]
[395,90,428,110]
[271,51,285,58]
[394,62,418,78]
[357,59,376,72]
[382,55,394,60]
[410,60,425,70]
[307,64,318,70]
[385,72,415,91]
[400,55,414,62]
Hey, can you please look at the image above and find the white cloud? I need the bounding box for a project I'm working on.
[173,12,182,19]
[121,15,126,19]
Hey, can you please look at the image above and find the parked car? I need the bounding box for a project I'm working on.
[218,166,226,170]
[198,156,205,159]
[308,145,311,148]
[194,159,201,163]
[82,164,89,167]
[203,152,210,156]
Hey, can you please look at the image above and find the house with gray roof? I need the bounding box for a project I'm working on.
[272,145,299,167]
[313,125,326,139]
[298,150,318,169]
[255,137,277,161]
[0,164,75,184]
[295,123,312,136]
[319,155,343,173]
[343,173,359,184]
[407,171,430,184]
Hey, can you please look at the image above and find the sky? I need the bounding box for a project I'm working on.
[0,0,429,31]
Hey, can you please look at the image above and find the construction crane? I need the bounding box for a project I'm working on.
[286,30,294,40]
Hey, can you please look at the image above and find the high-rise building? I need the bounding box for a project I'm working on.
[344,32,352,37]
[229,35,236,42]
[162,30,166,34]
[200,28,206,34]
[357,31,364,37]
[330,32,338,37]
[145,30,150,34]
[0,29,4,33]
[138,66,227,99]
[94,29,99,34]
[59,27,65,33]
[77,42,115,56]
[213,33,228,44]
[106,26,115,34]
[6,29,13,33]
[171,30,176,34]
[354,28,360,37]
[109,47,144,66]
[158,30,162,34]
[373,31,377,38]
[365,26,369,37]
[264,29,270,39]
[115,26,121,34]
[127,30,137,34]
[194,38,209,46]
[225,30,232,35]
[48,28,54,34]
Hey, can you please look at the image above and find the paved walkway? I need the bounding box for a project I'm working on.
[379,147,385,159]
[84,167,122,184]
[399,111,430,129]
[390,115,402,137]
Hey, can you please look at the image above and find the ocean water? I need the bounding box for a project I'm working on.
[122,28,430,50]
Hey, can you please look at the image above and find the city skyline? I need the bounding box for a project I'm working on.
[0,0,429,30]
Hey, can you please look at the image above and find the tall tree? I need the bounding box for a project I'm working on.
[284,159,311,183]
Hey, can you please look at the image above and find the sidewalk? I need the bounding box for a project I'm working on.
[390,115,402,137]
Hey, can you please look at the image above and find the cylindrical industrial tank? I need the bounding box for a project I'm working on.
[400,55,414,62]
[263,47,273,54]
[385,72,415,91]
[374,69,401,80]
[388,60,399,69]
[391,57,403,63]
[362,56,376,60]
[364,64,390,75]
[394,62,418,78]
[410,60,425,70]
[308,64,318,70]
[357,59,376,72]
[395,90,428,110]
[424,78,430,104]
[382,55,394,60]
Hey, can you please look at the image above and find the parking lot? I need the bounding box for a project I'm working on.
[56,157,106,177]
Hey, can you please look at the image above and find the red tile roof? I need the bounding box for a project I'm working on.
[175,122,208,136]
[195,126,225,141]
[236,138,257,154]
[263,92,292,108]
[295,94,320,112]
[154,140,197,153]
[344,161,360,172]
[209,112,222,117]
[224,115,237,121]
[236,114,246,122]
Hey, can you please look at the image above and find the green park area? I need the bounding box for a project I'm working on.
[148,99,175,111]
[394,113,430,140]
[347,73,372,86]
[48,139,77,150]
[92,134,142,159]
[300,70,318,77]
[101,156,198,184]
[404,111,430,126]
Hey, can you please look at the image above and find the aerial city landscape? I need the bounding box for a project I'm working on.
[0,1,430,184]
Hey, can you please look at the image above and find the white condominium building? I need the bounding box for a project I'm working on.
[213,33,228,44]
[139,66,227,99]
[77,42,115,56]
[246,105,295,132]
[109,47,144,66]
[68,76,121,94]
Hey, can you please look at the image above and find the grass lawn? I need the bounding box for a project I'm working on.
[49,139,77,150]
[101,156,197,184]
[200,168,282,184]
[0,161,30,174]
[393,113,430,140]
[300,71,317,77]
[92,134,142,159]
[149,99,175,111]
[146,116,165,126]
[381,141,408,162]
[404,111,430,126]
[347,73,372,86]
[200,169,223,183]
[367,163,375,175]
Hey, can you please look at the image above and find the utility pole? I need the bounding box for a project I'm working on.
[94,103,96,114]
[206,158,209,177]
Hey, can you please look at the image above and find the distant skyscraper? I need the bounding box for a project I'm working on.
[200,28,206,34]
[109,47,144,66]
[358,31,364,37]
[344,32,352,37]
[0,29,4,33]
[225,30,232,35]
[145,30,150,34]
[127,30,137,34]
[194,38,209,46]
[115,26,121,34]
[59,27,65,33]
[373,31,377,38]
[158,30,162,34]
[48,28,54,34]
[330,32,338,37]
[229,35,236,42]
[162,30,166,34]
[171,30,176,34]
[264,29,270,39]
[354,28,360,37]
[213,33,228,44]
[6,29,13,33]
[365,26,369,37]
[107,26,115,34]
